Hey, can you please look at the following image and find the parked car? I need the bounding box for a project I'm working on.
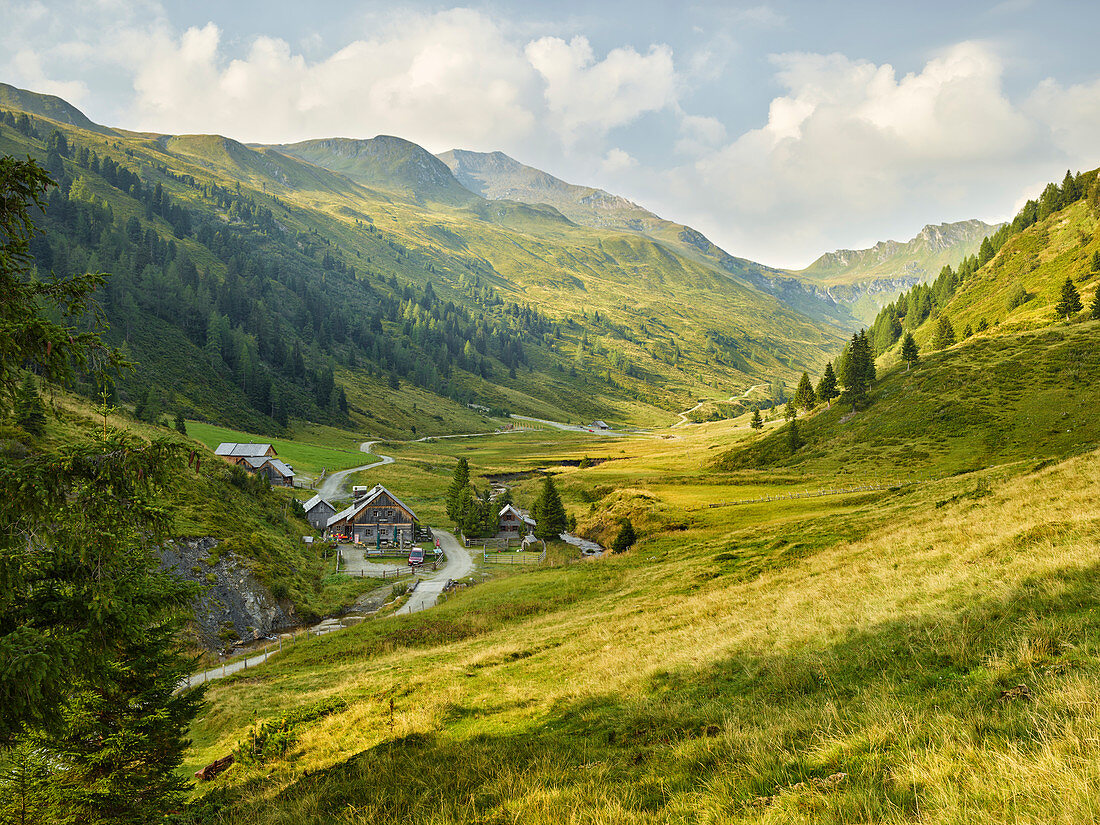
[408,547,425,567]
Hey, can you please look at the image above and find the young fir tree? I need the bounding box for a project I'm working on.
[787,418,802,453]
[784,399,796,422]
[173,410,187,435]
[749,407,763,430]
[816,363,839,407]
[532,475,567,540]
[900,332,919,371]
[1055,276,1082,320]
[12,373,46,435]
[841,330,874,406]
[1092,284,1100,320]
[793,372,815,412]
[445,457,470,526]
[31,621,204,822]
[932,316,956,350]
[1092,250,1100,273]
[611,518,636,554]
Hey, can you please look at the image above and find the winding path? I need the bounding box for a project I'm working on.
[672,384,768,428]
[316,441,394,502]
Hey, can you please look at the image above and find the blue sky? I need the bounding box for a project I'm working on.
[3,0,1099,267]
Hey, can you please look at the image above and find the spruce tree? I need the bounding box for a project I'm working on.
[611,518,636,554]
[784,399,796,422]
[1055,277,1082,320]
[1091,251,1100,273]
[793,372,815,411]
[815,363,839,407]
[787,419,802,453]
[900,333,919,371]
[841,331,873,406]
[12,373,46,435]
[173,410,187,435]
[1092,284,1100,320]
[30,621,204,822]
[749,407,763,430]
[445,457,470,526]
[533,475,566,540]
[932,316,956,350]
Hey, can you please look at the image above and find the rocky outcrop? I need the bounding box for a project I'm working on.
[160,538,297,650]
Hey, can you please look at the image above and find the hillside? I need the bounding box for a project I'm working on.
[0,86,848,436]
[436,148,858,330]
[179,386,1100,823]
[796,220,1003,322]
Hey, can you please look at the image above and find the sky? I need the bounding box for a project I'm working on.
[3,0,1100,268]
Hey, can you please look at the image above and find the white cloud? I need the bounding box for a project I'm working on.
[656,42,1058,267]
[525,35,677,144]
[9,48,89,103]
[1026,77,1100,170]
[125,11,540,148]
[601,147,637,173]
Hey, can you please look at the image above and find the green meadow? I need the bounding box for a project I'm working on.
[178,327,1100,823]
[186,420,377,479]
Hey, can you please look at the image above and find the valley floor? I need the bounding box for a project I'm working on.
[183,411,1100,824]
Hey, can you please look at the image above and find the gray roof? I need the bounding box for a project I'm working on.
[303,494,335,512]
[240,456,294,478]
[215,442,275,457]
[499,503,536,526]
[327,484,418,528]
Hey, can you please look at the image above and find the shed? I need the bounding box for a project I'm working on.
[302,494,337,530]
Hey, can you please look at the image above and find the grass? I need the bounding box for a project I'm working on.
[180,416,1100,822]
[186,420,377,480]
[173,318,1100,822]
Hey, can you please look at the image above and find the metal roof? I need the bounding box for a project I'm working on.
[303,494,335,512]
[214,442,275,457]
[499,503,536,526]
[327,484,418,527]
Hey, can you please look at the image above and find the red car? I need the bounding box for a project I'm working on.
[408,547,425,567]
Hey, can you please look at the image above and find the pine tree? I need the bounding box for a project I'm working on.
[1092,284,1100,320]
[900,333,919,371]
[749,407,763,430]
[793,372,815,411]
[815,363,839,407]
[784,399,796,422]
[611,518,636,554]
[533,475,567,540]
[445,458,470,526]
[173,410,187,435]
[30,621,204,823]
[1091,251,1100,273]
[841,330,874,406]
[787,419,802,453]
[1055,277,1082,320]
[932,316,956,350]
[12,373,46,435]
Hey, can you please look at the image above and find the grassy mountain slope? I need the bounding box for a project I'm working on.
[276,137,478,206]
[0,81,114,135]
[0,86,848,434]
[716,321,1100,476]
[437,148,859,331]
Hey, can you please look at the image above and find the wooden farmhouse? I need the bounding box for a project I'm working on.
[496,504,536,540]
[214,443,294,486]
[302,494,336,529]
[215,442,276,464]
[326,484,419,544]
